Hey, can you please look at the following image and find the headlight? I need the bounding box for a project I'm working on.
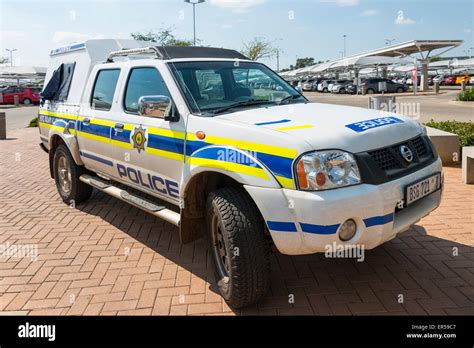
[419,124,427,135]
[295,150,361,191]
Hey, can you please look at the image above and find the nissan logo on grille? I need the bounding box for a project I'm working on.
[400,145,414,163]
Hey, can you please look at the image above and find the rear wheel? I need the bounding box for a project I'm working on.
[53,144,92,204]
[323,87,328,93]
[23,98,31,105]
[367,88,375,94]
[206,187,270,308]
[339,88,346,94]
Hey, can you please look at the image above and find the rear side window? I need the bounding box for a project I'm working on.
[91,69,120,111]
[124,67,170,114]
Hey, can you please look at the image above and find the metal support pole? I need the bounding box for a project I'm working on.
[193,3,196,46]
[0,112,6,140]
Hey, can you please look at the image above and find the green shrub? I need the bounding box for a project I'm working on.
[424,120,474,147]
[28,117,38,127]
[457,87,474,101]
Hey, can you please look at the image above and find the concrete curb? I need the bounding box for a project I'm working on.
[426,126,460,166]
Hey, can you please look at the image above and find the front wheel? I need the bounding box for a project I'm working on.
[206,187,270,308]
[23,98,31,105]
[396,87,404,93]
[53,144,92,204]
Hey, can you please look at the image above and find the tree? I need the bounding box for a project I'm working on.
[130,28,193,46]
[294,57,315,69]
[283,58,320,71]
[0,56,8,64]
[241,37,275,61]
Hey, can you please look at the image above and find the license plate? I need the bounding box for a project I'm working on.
[405,173,441,206]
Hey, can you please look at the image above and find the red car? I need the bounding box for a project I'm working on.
[443,76,457,86]
[0,86,41,105]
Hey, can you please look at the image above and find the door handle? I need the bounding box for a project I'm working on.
[114,123,124,132]
[82,117,90,126]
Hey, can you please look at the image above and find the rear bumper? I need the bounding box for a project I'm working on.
[245,157,443,255]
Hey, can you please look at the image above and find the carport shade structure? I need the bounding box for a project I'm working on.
[0,66,46,86]
[281,40,463,89]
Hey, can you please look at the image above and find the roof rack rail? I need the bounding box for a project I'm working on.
[106,47,164,62]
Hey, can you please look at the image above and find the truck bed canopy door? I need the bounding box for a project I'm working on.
[41,62,76,102]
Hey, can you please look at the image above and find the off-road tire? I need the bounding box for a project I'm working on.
[53,144,92,204]
[206,187,270,308]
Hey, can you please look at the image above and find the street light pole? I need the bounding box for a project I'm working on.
[343,35,347,57]
[184,0,205,46]
[5,48,17,67]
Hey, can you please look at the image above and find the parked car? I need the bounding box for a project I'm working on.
[360,78,408,94]
[330,80,351,94]
[40,39,443,308]
[444,76,457,85]
[310,79,321,91]
[317,80,334,93]
[394,77,407,84]
[471,76,474,85]
[455,75,470,85]
[433,75,445,85]
[0,86,41,105]
[302,79,316,91]
[345,83,358,94]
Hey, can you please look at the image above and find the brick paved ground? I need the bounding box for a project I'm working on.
[0,128,473,315]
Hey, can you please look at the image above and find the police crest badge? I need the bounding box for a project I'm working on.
[132,125,147,153]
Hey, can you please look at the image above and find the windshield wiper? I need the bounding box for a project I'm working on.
[279,94,303,105]
[210,100,276,115]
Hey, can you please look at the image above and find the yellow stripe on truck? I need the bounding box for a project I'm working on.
[186,157,270,180]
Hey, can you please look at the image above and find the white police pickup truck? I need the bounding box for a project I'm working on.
[39,39,443,308]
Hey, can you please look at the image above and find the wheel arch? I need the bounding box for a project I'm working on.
[179,170,266,245]
[48,132,83,178]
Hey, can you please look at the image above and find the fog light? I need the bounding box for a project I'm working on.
[339,219,357,241]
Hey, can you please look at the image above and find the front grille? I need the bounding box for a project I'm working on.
[411,136,428,157]
[368,148,400,171]
[357,135,436,185]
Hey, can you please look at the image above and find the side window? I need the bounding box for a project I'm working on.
[91,69,120,111]
[15,87,24,93]
[124,67,170,114]
[195,70,225,101]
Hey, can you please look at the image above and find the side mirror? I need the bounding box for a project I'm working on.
[138,95,179,122]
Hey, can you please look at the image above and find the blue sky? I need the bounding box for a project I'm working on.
[1,0,473,69]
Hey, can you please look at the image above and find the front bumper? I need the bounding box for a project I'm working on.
[245,157,443,255]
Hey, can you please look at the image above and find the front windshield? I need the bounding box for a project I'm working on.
[168,61,305,115]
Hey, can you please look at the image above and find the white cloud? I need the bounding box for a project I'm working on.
[0,30,28,44]
[51,31,105,45]
[464,28,472,33]
[395,11,416,25]
[360,9,379,17]
[320,0,360,7]
[209,0,267,12]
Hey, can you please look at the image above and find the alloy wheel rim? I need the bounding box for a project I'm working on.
[57,155,72,194]
[211,214,230,281]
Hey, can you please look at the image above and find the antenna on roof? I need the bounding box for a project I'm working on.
[106,47,164,62]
